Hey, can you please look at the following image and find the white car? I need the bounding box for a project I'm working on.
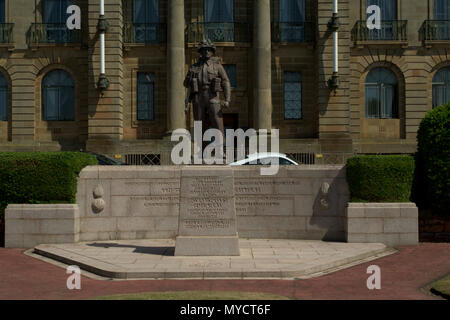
[229,152,299,166]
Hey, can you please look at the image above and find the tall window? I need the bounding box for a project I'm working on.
[279,0,306,42]
[434,0,450,39]
[42,70,75,121]
[204,0,234,22]
[366,0,397,40]
[365,68,398,119]
[432,67,450,108]
[0,72,7,121]
[203,0,234,42]
[223,64,236,88]
[0,0,5,23]
[367,0,397,20]
[434,0,450,19]
[133,0,159,43]
[43,0,73,43]
[44,0,71,22]
[284,72,302,120]
[137,72,155,121]
[280,0,305,22]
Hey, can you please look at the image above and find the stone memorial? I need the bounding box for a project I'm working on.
[6,166,356,248]
[175,167,240,256]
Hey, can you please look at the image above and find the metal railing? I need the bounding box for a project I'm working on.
[187,22,251,43]
[351,20,408,42]
[0,23,14,44]
[123,22,167,44]
[271,21,315,43]
[28,23,82,45]
[124,154,161,165]
[420,20,450,41]
[285,153,316,164]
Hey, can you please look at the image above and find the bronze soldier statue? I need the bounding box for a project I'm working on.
[184,39,231,139]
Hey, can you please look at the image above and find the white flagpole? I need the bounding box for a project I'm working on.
[100,0,105,75]
[97,0,109,93]
[333,0,338,74]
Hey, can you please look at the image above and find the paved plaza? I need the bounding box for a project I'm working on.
[33,239,391,279]
[1,243,449,299]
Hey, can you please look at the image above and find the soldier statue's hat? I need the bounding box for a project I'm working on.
[197,39,216,53]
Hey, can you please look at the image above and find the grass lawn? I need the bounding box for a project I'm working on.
[94,291,290,300]
[431,274,450,299]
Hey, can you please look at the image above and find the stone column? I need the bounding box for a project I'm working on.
[166,0,186,134]
[253,0,272,131]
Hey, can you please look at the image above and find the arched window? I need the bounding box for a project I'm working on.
[365,68,398,119]
[0,72,7,121]
[42,69,75,121]
[432,67,450,108]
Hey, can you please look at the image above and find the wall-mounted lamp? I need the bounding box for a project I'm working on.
[97,0,109,95]
[328,72,340,93]
[97,15,109,33]
[328,14,339,30]
[97,73,110,94]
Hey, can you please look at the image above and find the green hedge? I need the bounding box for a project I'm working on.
[346,155,415,202]
[0,152,97,220]
[415,103,450,214]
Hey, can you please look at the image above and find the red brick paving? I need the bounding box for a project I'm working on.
[0,243,449,300]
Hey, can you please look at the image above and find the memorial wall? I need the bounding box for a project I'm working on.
[75,165,349,242]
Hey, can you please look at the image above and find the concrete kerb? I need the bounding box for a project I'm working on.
[32,240,394,280]
[23,249,110,281]
[33,246,128,279]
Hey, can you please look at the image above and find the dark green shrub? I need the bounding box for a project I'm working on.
[346,155,415,202]
[416,103,450,214]
[0,151,97,222]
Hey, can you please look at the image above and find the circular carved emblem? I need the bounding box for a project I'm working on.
[92,184,105,214]
[92,198,106,214]
[93,185,104,198]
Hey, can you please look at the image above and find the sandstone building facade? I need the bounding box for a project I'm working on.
[0,0,448,164]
